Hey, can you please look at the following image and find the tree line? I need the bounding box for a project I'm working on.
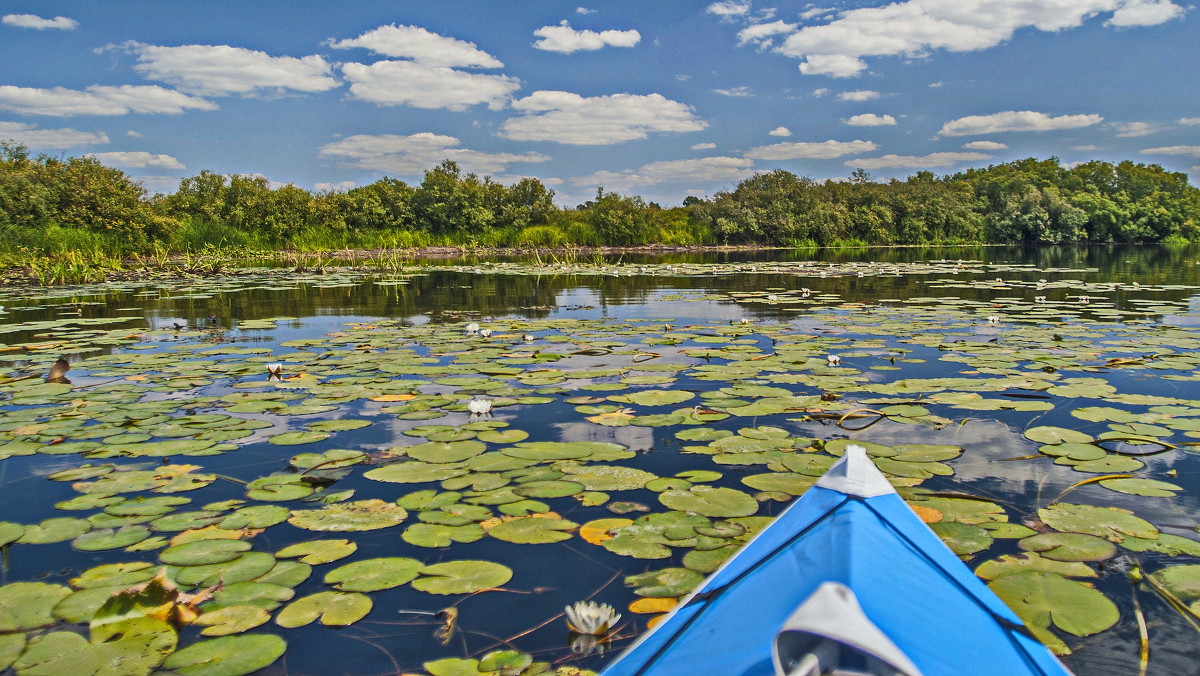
[2,141,1198,254]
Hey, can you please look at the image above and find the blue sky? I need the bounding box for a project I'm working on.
[1,1,1196,206]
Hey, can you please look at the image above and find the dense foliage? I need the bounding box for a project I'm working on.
[2,141,1198,256]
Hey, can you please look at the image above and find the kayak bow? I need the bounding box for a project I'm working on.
[601,445,1073,676]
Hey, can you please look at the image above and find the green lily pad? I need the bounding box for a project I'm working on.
[0,633,25,672]
[305,419,372,433]
[324,557,424,592]
[71,526,152,552]
[276,539,357,564]
[411,560,513,595]
[1019,532,1118,562]
[364,461,469,484]
[487,516,577,544]
[193,605,271,636]
[0,582,72,631]
[174,552,278,587]
[1149,564,1200,603]
[625,567,703,597]
[17,517,91,544]
[659,486,759,518]
[267,430,331,446]
[930,521,993,556]
[160,539,252,566]
[160,633,287,676]
[287,499,408,532]
[1097,478,1183,497]
[1037,503,1158,543]
[1025,426,1093,444]
[403,523,486,548]
[988,571,1119,637]
[276,591,372,628]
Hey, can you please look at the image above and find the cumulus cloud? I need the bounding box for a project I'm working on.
[341,61,519,111]
[706,1,751,17]
[1108,0,1186,26]
[1111,121,1159,137]
[938,110,1103,136]
[713,86,753,97]
[737,20,797,47]
[572,156,755,192]
[963,140,1008,150]
[837,90,880,102]
[848,151,993,169]
[0,121,109,147]
[768,0,1187,77]
[314,181,358,192]
[317,132,550,175]
[1140,145,1200,157]
[116,42,339,97]
[745,139,877,160]
[328,25,503,67]
[845,113,896,126]
[0,84,216,116]
[500,91,707,145]
[533,20,640,53]
[692,142,718,150]
[2,13,78,30]
[87,151,185,169]
[769,126,792,137]
[1180,117,1200,126]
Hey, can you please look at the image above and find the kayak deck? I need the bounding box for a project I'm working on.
[600,447,1072,676]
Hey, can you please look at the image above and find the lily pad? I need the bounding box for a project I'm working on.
[276,591,372,627]
[988,571,1119,637]
[1037,503,1158,543]
[324,557,424,592]
[276,539,357,565]
[625,567,703,598]
[659,486,759,518]
[1019,532,1118,562]
[411,560,513,595]
[287,499,408,532]
[160,633,287,676]
[487,516,577,544]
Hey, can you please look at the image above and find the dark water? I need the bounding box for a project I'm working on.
[2,244,1200,675]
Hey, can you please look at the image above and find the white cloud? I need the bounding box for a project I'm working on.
[533,20,640,53]
[798,54,867,77]
[692,142,718,149]
[737,20,797,47]
[769,126,792,137]
[837,90,880,102]
[500,91,707,145]
[745,139,877,160]
[848,151,993,169]
[773,0,1187,77]
[706,1,751,17]
[0,84,216,116]
[939,110,1103,136]
[126,130,144,138]
[845,113,896,126]
[577,7,597,15]
[317,132,550,175]
[963,140,1008,150]
[1180,117,1200,126]
[314,181,357,192]
[0,121,109,147]
[341,61,519,111]
[119,42,338,97]
[328,25,503,67]
[2,14,78,30]
[812,88,831,97]
[1071,145,1100,151]
[1108,0,1185,26]
[1140,145,1200,157]
[87,151,185,169]
[929,81,943,87]
[800,7,838,20]
[572,156,755,192]
[714,86,753,97]
[1111,121,1159,137]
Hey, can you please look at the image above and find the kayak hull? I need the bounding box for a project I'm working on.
[600,449,1072,676]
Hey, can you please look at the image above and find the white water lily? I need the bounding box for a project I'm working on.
[266,363,283,381]
[523,334,535,342]
[986,316,1000,324]
[465,322,480,334]
[826,354,841,366]
[565,600,621,636]
[479,328,492,338]
[467,398,493,417]
[1034,295,1047,303]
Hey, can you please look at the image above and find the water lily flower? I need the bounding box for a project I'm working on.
[468,398,493,417]
[479,328,492,338]
[826,354,841,366]
[1034,295,1047,303]
[565,600,621,636]
[465,322,480,334]
[800,288,811,297]
[1078,295,1090,304]
[986,316,1000,324]
[523,334,535,342]
[766,294,778,301]
[266,363,283,381]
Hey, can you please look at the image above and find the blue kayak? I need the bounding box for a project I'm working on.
[601,446,1073,676]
